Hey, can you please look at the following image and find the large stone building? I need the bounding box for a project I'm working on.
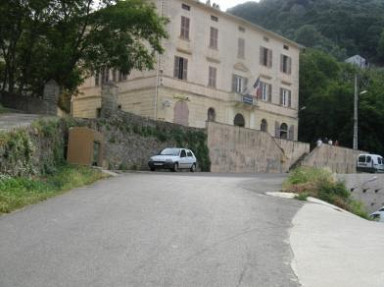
[73,0,301,140]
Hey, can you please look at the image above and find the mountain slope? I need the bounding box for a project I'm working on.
[229,0,384,62]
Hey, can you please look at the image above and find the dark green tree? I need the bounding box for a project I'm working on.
[0,0,168,111]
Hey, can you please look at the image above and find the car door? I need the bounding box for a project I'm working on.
[179,149,188,169]
[186,149,195,168]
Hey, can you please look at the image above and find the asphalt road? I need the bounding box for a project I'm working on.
[0,172,303,287]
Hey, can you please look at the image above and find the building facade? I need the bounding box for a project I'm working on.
[73,0,301,140]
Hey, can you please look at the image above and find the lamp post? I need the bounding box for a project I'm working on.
[353,74,367,150]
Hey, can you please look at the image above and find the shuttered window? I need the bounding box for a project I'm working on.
[209,27,218,49]
[280,54,292,74]
[180,16,190,40]
[238,38,245,58]
[208,66,217,88]
[260,82,272,102]
[280,88,291,107]
[232,74,248,93]
[260,47,272,67]
[174,56,188,80]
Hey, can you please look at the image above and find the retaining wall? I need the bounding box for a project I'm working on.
[339,174,384,213]
[300,144,363,174]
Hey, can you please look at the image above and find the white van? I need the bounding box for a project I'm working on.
[356,154,384,173]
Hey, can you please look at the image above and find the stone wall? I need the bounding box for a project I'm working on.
[276,138,310,170]
[206,122,310,173]
[0,80,59,115]
[339,174,384,213]
[208,122,282,173]
[300,144,363,174]
[0,118,67,177]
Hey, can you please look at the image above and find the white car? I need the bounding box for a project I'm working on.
[370,206,384,222]
[148,148,197,172]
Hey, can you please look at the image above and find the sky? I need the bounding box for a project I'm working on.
[211,0,259,11]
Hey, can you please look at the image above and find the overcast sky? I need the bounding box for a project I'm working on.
[211,0,259,11]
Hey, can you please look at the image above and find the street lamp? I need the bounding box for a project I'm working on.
[353,74,367,150]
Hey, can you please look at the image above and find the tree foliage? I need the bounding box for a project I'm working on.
[299,49,384,154]
[0,0,167,106]
[229,0,384,62]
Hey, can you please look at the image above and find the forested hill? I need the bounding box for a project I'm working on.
[228,0,384,63]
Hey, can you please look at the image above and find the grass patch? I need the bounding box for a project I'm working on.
[284,167,369,219]
[0,164,107,214]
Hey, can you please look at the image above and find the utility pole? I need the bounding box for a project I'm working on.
[353,74,358,150]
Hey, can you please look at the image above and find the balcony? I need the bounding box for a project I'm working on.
[233,93,259,109]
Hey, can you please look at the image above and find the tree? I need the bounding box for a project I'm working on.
[0,0,168,111]
[377,29,384,63]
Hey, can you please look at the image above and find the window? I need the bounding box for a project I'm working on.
[284,44,289,50]
[260,82,272,102]
[232,74,248,93]
[180,149,186,157]
[180,16,190,40]
[280,123,288,139]
[238,38,245,59]
[261,119,268,132]
[174,56,188,80]
[239,26,245,32]
[211,15,218,22]
[182,3,190,11]
[260,47,272,67]
[207,108,216,122]
[208,66,217,88]
[187,151,193,157]
[209,27,218,49]
[280,88,291,107]
[281,54,292,74]
[234,114,245,127]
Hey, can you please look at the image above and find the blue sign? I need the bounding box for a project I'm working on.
[242,95,254,105]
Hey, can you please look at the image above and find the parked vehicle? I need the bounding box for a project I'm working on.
[370,206,384,222]
[148,148,197,172]
[356,154,384,173]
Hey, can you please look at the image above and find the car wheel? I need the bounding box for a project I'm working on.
[172,163,179,172]
[190,163,196,172]
[150,167,155,171]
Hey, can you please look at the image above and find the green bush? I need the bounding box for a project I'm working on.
[284,167,369,219]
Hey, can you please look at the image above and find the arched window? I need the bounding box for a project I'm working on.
[234,113,245,127]
[280,123,288,139]
[207,108,216,122]
[261,119,268,132]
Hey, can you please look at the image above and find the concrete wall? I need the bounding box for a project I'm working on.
[276,138,310,169]
[208,122,280,173]
[339,174,384,213]
[206,122,310,173]
[300,144,363,174]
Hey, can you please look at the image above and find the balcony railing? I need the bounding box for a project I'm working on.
[234,93,258,106]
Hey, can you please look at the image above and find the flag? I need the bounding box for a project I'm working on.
[253,76,261,99]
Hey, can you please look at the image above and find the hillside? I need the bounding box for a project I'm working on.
[228,0,384,63]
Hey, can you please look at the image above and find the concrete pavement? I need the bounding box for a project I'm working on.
[0,173,302,287]
[289,196,384,287]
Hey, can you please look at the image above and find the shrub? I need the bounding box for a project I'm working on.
[284,167,369,219]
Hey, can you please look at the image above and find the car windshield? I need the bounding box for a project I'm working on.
[160,148,180,156]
